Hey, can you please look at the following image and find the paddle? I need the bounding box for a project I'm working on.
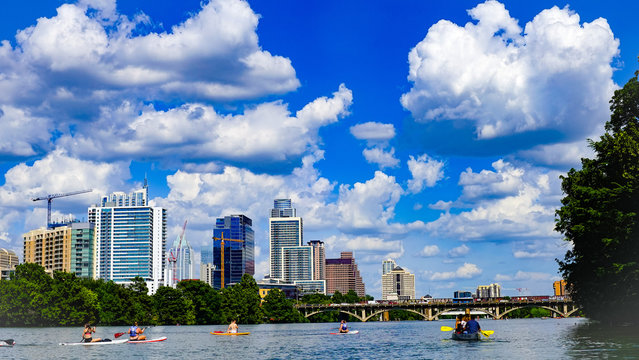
[114,332,126,338]
[440,326,454,331]
[481,330,494,337]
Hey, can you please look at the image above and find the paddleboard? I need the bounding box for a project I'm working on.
[0,339,15,347]
[210,332,250,336]
[329,330,359,335]
[60,339,128,346]
[128,336,167,343]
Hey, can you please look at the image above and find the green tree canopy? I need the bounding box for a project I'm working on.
[556,67,639,324]
[262,288,306,323]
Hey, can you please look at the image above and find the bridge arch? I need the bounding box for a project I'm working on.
[304,309,363,322]
[498,305,566,319]
[436,308,494,319]
[363,308,428,322]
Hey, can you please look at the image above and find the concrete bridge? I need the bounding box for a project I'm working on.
[296,298,578,322]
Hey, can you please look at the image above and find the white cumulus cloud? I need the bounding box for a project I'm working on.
[401,0,618,143]
[430,263,482,281]
[407,154,445,193]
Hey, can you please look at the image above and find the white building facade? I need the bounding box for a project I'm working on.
[89,185,166,294]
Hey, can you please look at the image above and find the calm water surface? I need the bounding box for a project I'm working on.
[2,318,639,359]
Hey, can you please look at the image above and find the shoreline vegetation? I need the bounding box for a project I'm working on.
[1,263,563,327]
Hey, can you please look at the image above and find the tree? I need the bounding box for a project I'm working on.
[556,67,639,324]
[331,290,344,304]
[152,286,196,325]
[220,274,263,324]
[262,289,306,323]
[344,290,360,304]
[177,280,223,324]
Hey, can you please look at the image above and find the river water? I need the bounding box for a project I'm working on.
[2,318,639,359]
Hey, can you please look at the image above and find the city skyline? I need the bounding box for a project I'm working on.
[1,0,639,298]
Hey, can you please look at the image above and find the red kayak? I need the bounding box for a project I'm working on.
[128,337,167,343]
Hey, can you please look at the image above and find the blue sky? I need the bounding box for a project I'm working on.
[0,0,637,299]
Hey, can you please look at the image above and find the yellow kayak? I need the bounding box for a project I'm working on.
[210,332,250,336]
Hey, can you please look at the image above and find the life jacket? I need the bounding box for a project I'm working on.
[129,326,138,337]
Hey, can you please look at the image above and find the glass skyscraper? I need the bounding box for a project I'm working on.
[88,185,166,294]
[212,214,254,289]
[269,199,303,280]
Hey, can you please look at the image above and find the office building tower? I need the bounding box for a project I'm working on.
[325,251,365,297]
[382,264,415,300]
[308,240,325,280]
[271,198,296,217]
[23,222,95,278]
[23,226,72,274]
[553,280,569,296]
[199,248,214,286]
[382,259,396,275]
[212,214,254,289]
[69,222,95,278]
[89,184,166,294]
[476,283,501,298]
[269,199,302,280]
[282,246,313,283]
[0,248,19,280]
[166,223,194,288]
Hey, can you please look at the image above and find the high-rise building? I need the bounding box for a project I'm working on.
[382,259,396,275]
[282,246,313,283]
[23,222,95,277]
[553,280,569,296]
[89,185,166,294]
[23,226,72,274]
[325,251,365,297]
[308,240,325,280]
[382,264,415,300]
[165,224,194,288]
[269,199,302,280]
[476,283,501,298]
[0,248,19,280]
[69,222,95,278]
[200,248,214,287]
[212,214,254,289]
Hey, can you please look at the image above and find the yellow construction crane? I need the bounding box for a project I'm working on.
[212,232,244,289]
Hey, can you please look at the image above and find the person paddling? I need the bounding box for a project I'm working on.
[465,315,481,334]
[227,320,238,334]
[129,321,146,341]
[82,323,102,343]
[338,320,349,333]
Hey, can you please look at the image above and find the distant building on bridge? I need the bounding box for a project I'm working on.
[382,263,415,301]
[553,279,569,296]
[476,283,501,298]
[325,251,365,297]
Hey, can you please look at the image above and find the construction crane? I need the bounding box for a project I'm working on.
[167,220,188,286]
[32,189,93,228]
[212,232,243,289]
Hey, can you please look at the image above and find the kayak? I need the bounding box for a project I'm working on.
[451,332,481,341]
[60,339,128,346]
[128,337,167,343]
[329,330,359,335]
[0,339,15,347]
[210,332,250,336]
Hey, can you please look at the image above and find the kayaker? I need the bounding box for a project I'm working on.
[455,315,463,333]
[82,323,101,343]
[129,321,147,341]
[338,320,349,333]
[227,320,238,334]
[465,315,481,334]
